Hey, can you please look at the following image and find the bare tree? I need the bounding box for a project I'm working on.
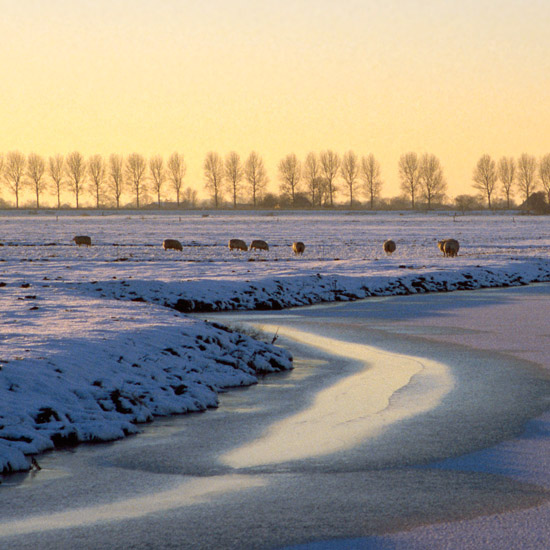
[183,186,198,207]
[361,154,383,209]
[304,152,320,206]
[48,154,65,208]
[4,151,27,208]
[26,153,46,209]
[315,177,331,206]
[472,154,497,209]
[149,155,165,207]
[108,154,124,208]
[125,153,147,208]
[88,154,106,208]
[278,153,301,205]
[65,151,86,208]
[203,152,224,208]
[224,152,244,208]
[167,152,186,206]
[497,156,516,209]
[320,150,340,207]
[398,152,421,209]
[539,154,550,205]
[419,153,446,209]
[340,150,359,207]
[244,151,268,207]
[517,153,538,205]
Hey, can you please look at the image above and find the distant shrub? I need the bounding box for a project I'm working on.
[455,194,485,212]
[521,191,550,214]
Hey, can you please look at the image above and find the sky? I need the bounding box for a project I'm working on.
[1,0,549,205]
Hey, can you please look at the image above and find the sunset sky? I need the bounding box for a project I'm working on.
[1,0,549,204]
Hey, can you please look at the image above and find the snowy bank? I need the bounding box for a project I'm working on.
[76,258,550,312]
[0,286,291,474]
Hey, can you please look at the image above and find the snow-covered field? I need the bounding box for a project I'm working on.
[1,209,550,474]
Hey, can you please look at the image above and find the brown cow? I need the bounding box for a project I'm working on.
[163,239,183,251]
[229,238,248,251]
[250,239,269,251]
[292,241,305,255]
[383,239,396,255]
[73,235,91,246]
[438,239,460,257]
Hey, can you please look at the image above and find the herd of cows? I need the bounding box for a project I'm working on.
[71,235,460,257]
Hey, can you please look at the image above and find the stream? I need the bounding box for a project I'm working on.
[1,286,549,549]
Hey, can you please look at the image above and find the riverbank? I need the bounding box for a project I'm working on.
[0,285,291,474]
[1,285,549,549]
[2,211,550,475]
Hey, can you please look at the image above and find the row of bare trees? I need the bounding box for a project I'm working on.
[203,151,269,208]
[2,149,550,210]
[0,151,192,209]
[472,153,550,209]
[203,150,384,208]
[276,150,383,208]
[398,152,447,209]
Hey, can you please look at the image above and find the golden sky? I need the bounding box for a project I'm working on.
[1,0,549,203]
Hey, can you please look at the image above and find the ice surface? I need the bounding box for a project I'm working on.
[222,325,452,467]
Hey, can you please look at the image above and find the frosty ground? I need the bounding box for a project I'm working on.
[1,209,550,476]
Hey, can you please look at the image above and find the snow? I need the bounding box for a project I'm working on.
[0,284,291,473]
[1,209,550,476]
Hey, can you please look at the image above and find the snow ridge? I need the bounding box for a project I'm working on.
[78,259,550,312]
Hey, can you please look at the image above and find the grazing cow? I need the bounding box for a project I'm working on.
[383,239,396,255]
[292,241,305,255]
[438,239,460,257]
[163,239,183,251]
[250,239,269,251]
[73,235,91,246]
[228,238,248,251]
[443,238,460,257]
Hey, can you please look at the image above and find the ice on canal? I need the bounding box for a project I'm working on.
[223,326,452,467]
